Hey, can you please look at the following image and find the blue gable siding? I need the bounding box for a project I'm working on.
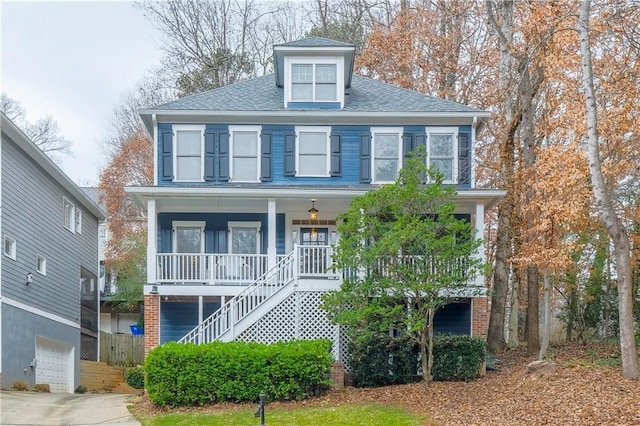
[157,212,286,254]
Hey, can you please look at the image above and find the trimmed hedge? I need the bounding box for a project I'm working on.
[144,339,333,406]
[349,333,419,388]
[432,334,486,382]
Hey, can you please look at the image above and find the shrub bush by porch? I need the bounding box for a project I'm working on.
[432,334,486,382]
[144,339,333,406]
[349,333,420,388]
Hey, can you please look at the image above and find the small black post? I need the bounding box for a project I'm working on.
[254,391,265,426]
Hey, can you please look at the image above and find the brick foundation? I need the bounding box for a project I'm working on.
[144,295,160,357]
[330,362,345,390]
[471,297,489,340]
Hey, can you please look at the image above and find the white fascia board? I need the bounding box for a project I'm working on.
[139,109,491,120]
[273,46,355,53]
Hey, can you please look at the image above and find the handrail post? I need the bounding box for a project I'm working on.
[293,243,299,286]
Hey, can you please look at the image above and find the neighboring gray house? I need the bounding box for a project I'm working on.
[0,113,104,393]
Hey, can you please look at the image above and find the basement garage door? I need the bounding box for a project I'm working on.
[35,336,74,393]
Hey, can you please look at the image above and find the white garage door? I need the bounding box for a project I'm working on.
[35,337,74,393]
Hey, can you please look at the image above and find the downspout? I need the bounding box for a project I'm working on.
[471,116,478,189]
[152,114,158,186]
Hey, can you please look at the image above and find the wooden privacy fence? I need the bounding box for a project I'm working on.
[100,331,144,366]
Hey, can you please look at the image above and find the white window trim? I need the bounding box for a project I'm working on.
[295,126,331,177]
[4,235,16,260]
[37,254,47,276]
[75,209,83,234]
[228,221,262,254]
[371,127,404,184]
[63,197,76,233]
[426,127,458,184]
[172,221,206,253]
[173,124,206,182]
[284,56,345,107]
[229,125,262,183]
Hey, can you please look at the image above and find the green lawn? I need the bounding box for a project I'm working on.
[140,403,426,426]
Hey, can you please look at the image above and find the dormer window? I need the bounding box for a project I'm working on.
[284,57,344,108]
[292,64,337,101]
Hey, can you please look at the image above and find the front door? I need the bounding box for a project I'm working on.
[300,227,329,274]
[174,222,204,281]
[228,221,261,280]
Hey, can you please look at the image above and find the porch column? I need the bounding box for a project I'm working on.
[474,202,485,287]
[268,198,277,269]
[147,199,157,285]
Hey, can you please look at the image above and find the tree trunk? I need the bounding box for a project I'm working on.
[578,0,639,380]
[487,202,509,353]
[539,273,552,360]
[526,265,540,355]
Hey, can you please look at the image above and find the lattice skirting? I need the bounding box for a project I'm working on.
[236,291,349,365]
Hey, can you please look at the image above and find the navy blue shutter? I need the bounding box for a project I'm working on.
[360,132,371,183]
[161,129,173,181]
[458,133,470,185]
[261,131,272,182]
[204,130,216,181]
[330,133,342,177]
[215,229,227,253]
[159,228,172,253]
[403,133,414,158]
[415,133,426,153]
[284,133,296,176]
[218,132,229,181]
[204,229,215,253]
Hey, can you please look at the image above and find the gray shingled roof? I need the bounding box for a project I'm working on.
[150,74,481,114]
[81,187,106,213]
[275,36,355,48]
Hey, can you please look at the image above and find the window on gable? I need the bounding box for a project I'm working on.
[372,128,403,183]
[291,63,337,102]
[4,236,16,260]
[174,125,204,181]
[296,127,330,177]
[230,126,260,182]
[64,197,75,233]
[427,128,458,183]
[76,209,83,234]
[37,254,47,275]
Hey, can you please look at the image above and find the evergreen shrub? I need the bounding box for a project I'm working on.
[124,365,145,389]
[349,333,419,388]
[144,339,332,406]
[432,334,486,381]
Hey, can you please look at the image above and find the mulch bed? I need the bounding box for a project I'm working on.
[132,341,640,425]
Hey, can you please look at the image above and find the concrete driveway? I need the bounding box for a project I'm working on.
[0,391,141,426]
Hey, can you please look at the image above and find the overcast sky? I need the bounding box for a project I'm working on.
[1,1,163,185]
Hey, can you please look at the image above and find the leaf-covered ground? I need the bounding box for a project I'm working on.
[133,342,640,425]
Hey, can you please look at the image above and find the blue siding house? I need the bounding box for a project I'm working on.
[1,113,104,392]
[127,37,504,358]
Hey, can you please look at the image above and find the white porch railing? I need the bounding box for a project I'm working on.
[297,245,338,277]
[178,250,297,344]
[156,253,268,284]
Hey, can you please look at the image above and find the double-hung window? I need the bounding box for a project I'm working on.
[290,62,338,102]
[372,128,403,183]
[64,197,75,233]
[4,236,16,260]
[296,126,330,177]
[427,128,457,183]
[229,126,261,182]
[174,125,205,182]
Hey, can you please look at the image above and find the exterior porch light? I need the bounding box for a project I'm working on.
[26,272,33,285]
[150,285,159,295]
[308,199,318,221]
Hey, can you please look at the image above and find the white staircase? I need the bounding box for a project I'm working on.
[178,250,297,344]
